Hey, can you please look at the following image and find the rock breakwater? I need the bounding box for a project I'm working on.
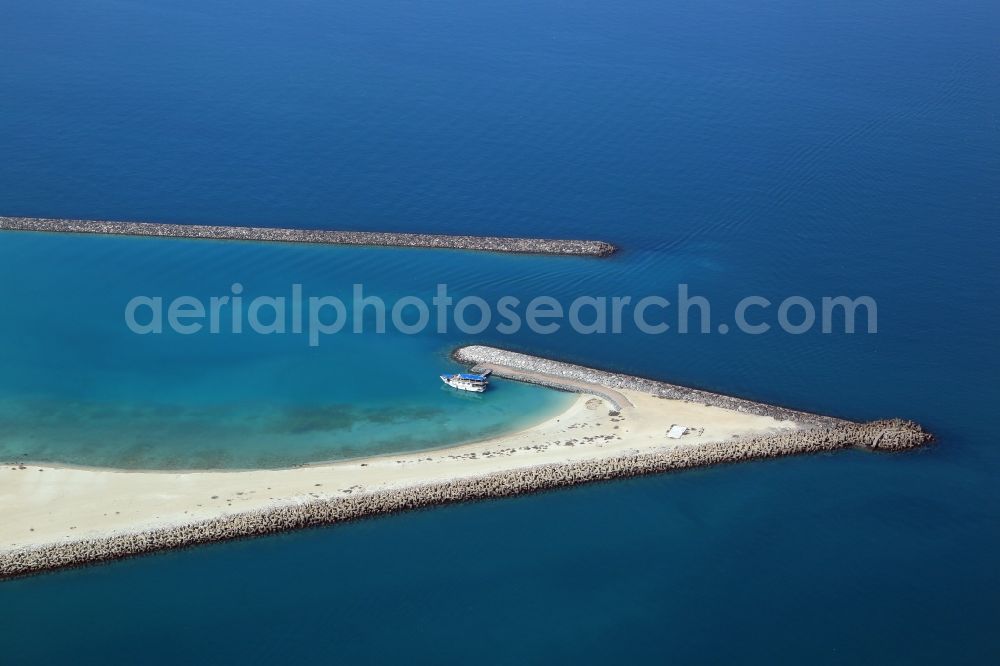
[455,345,844,426]
[0,216,616,257]
[0,419,930,580]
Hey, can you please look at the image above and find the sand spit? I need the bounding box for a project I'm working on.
[0,419,930,579]
[0,347,931,579]
[0,216,616,257]
[455,345,842,426]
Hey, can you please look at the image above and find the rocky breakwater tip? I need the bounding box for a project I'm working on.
[0,216,617,257]
[847,418,933,451]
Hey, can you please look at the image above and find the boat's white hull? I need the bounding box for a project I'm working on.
[441,375,487,392]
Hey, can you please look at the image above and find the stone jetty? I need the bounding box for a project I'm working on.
[0,419,930,580]
[0,216,616,257]
[454,345,843,426]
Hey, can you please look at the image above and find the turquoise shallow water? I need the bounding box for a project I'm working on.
[1,0,999,662]
[0,232,574,468]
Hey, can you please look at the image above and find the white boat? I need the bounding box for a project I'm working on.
[440,372,489,392]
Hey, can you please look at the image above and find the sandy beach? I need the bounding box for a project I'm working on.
[0,387,798,552]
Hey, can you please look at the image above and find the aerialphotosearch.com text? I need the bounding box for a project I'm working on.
[124,283,878,346]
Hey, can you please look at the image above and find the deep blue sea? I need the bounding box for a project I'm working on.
[1,0,998,663]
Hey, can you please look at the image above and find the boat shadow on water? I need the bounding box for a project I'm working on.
[438,384,490,402]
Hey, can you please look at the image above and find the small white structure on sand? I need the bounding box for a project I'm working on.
[667,425,688,439]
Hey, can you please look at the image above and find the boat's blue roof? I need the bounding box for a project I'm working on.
[457,373,487,380]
